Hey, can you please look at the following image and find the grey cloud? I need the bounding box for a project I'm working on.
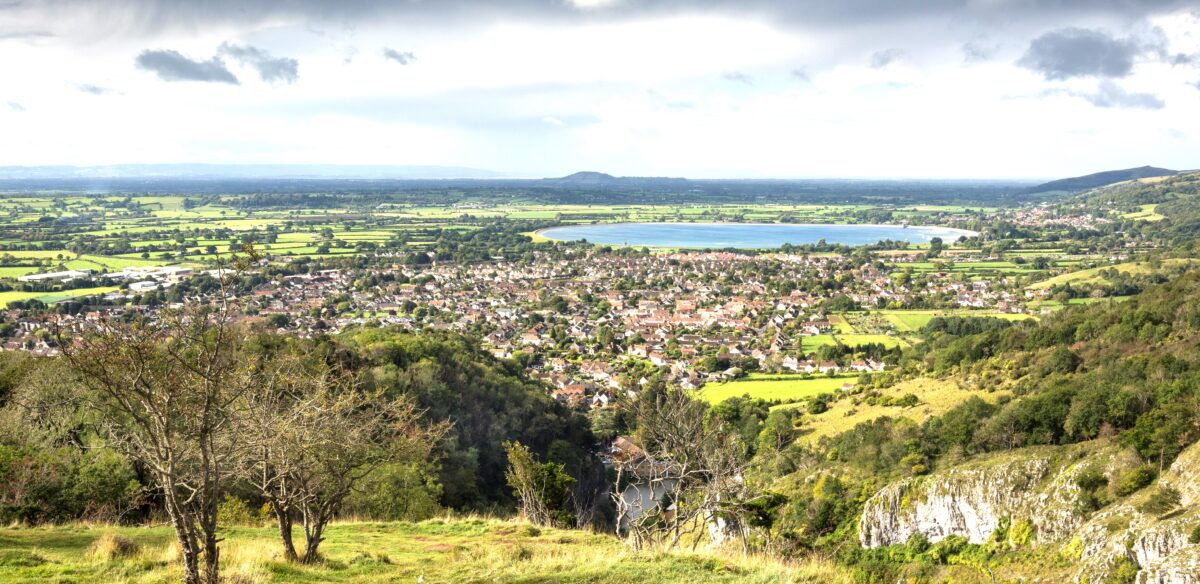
[790,69,811,83]
[382,48,415,65]
[0,29,53,40]
[218,42,299,84]
[722,71,753,85]
[76,83,112,95]
[5,102,24,112]
[1018,28,1140,79]
[961,42,995,63]
[135,49,239,84]
[5,0,1195,41]
[869,48,904,68]
[1172,53,1197,66]
[1079,81,1164,109]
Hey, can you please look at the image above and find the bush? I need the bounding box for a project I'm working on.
[346,462,443,521]
[1008,518,1035,546]
[216,494,260,526]
[1138,487,1181,515]
[1190,525,1200,545]
[1074,467,1110,514]
[88,533,140,562]
[905,532,930,555]
[1113,466,1156,497]
[1104,556,1139,584]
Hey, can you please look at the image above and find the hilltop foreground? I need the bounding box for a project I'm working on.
[0,518,848,584]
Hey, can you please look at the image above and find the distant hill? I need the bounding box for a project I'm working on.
[1025,166,1177,194]
[543,171,688,188]
[552,171,621,184]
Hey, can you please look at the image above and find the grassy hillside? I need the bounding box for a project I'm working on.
[0,518,849,583]
[1024,165,1176,194]
[786,377,1003,445]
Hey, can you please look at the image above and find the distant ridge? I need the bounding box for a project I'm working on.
[1025,166,1177,194]
[0,164,507,180]
[544,171,688,187]
[553,171,620,184]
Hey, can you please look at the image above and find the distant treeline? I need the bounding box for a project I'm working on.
[1,177,1041,206]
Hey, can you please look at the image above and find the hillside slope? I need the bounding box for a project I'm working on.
[1026,165,1176,194]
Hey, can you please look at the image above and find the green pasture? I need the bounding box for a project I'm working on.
[698,374,857,404]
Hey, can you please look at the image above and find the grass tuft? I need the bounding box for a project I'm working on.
[87,533,140,562]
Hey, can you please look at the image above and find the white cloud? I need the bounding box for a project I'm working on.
[0,8,1198,176]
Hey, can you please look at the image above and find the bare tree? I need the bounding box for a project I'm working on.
[239,346,448,563]
[610,388,753,551]
[58,305,252,584]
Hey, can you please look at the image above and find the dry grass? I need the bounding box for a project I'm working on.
[0,518,853,583]
[87,532,140,562]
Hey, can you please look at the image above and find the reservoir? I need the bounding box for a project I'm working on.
[537,222,977,249]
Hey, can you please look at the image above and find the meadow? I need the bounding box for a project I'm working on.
[1026,258,1199,290]
[698,373,858,404]
[778,378,1010,445]
[0,518,849,584]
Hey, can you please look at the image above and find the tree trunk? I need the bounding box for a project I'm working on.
[202,526,220,584]
[163,489,202,584]
[274,505,299,562]
[302,520,325,564]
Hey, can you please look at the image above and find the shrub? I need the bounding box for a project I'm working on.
[926,535,970,564]
[87,533,140,562]
[1113,466,1156,497]
[1008,518,1035,546]
[1137,486,1181,515]
[1073,467,1111,514]
[1189,525,1200,545]
[345,461,443,521]
[216,494,259,526]
[905,533,930,556]
[1104,556,1138,584]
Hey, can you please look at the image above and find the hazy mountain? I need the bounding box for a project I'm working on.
[0,164,508,180]
[543,171,689,187]
[1025,165,1177,194]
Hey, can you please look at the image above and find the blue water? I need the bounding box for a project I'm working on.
[537,222,977,249]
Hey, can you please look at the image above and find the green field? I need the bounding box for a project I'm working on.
[0,286,119,307]
[776,378,1008,445]
[1026,259,1197,290]
[698,374,857,403]
[877,310,1036,332]
[1122,203,1166,222]
[833,334,910,348]
[0,518,848,583]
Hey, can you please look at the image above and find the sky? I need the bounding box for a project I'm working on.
[1,0,1199,179]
